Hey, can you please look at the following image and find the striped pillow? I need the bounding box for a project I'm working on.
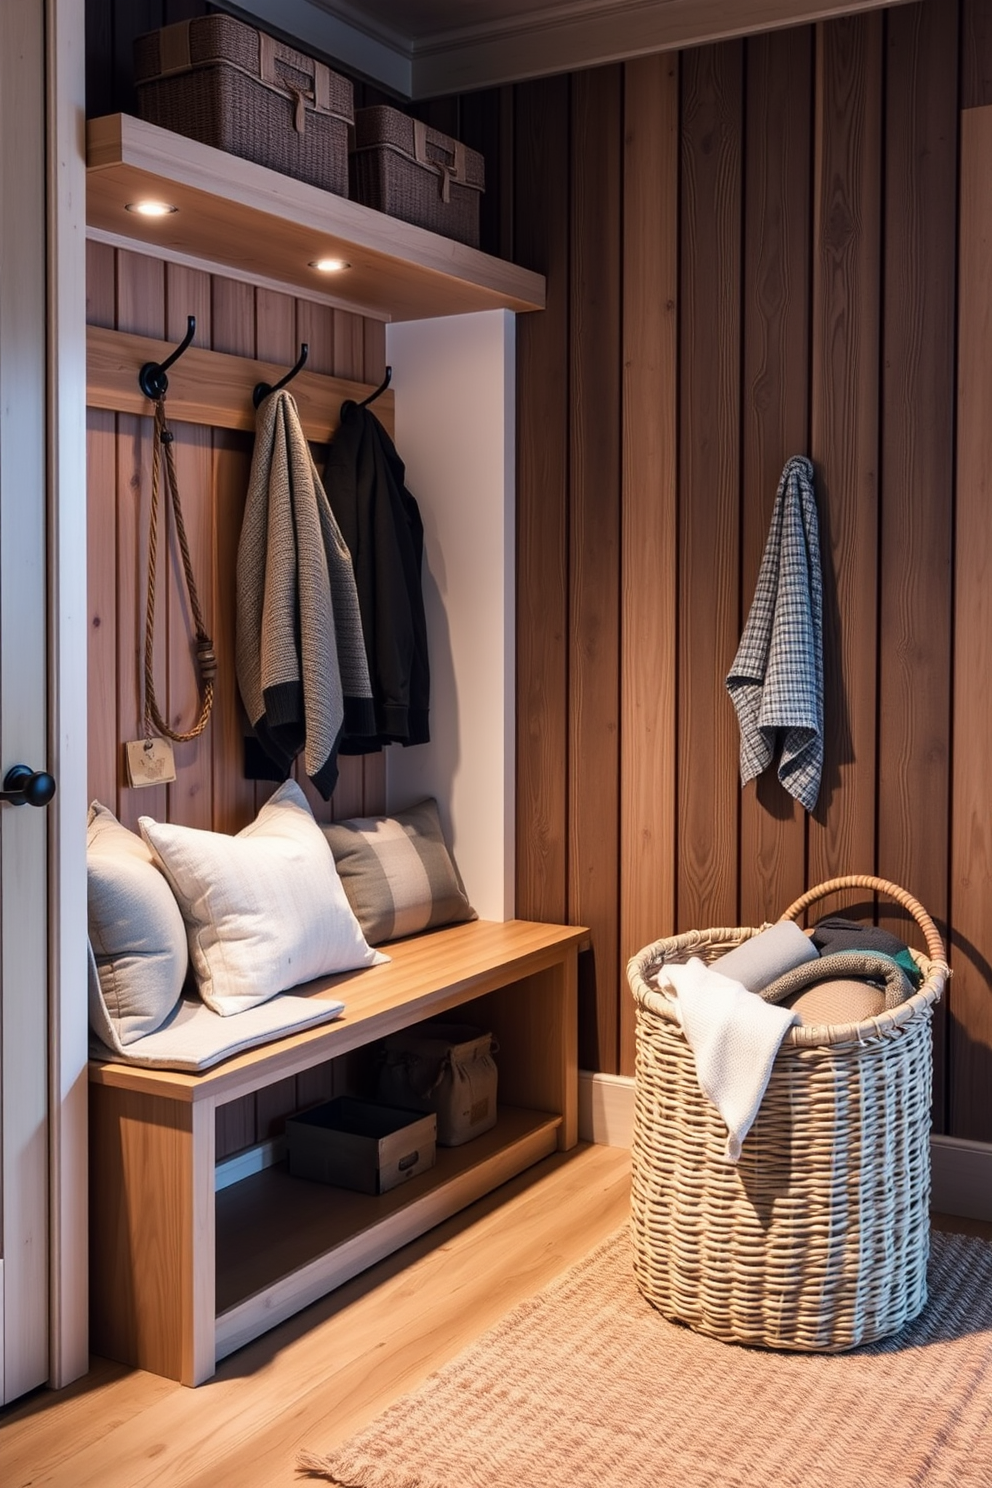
[322,799,476,945]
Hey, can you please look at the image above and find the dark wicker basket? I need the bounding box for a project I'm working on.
[350,106,485,247]
[134,15,353,196]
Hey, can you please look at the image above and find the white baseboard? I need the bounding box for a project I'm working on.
[930,1136,992,1222]
[578,1071,635,1147]
[578,1072,992,1222]
[216,1135,285,1192]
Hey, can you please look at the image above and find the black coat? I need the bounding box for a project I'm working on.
[324,404,430,753]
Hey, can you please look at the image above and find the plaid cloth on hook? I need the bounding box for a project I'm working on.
[726,455,823,812]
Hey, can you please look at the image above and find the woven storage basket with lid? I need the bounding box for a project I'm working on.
[350,106,485,247]
[627,875,948,1353]
[134,16,353,196]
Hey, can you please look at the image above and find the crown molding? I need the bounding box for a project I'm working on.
[413,0,910,95]
[224,0,412,95]
[232,0,911,98]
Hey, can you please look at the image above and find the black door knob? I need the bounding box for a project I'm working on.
[1,765,57,807]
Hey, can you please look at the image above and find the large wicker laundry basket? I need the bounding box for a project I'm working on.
[627,875,948,1353]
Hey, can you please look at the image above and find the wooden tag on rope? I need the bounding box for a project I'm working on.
[125,396,217,785]
[125,737,177,788]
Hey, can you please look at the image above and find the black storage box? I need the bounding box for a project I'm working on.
[285,1096,436,1195]
[134,15,354,196]
[350,105,485,247]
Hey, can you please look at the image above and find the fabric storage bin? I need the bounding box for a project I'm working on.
[626,874,949,1353]
[377,1021,498,1145]
[350,106,485,247]
[286,1096,436,1195]
[134,16,353,196]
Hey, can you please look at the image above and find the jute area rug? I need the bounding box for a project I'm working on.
[298,1227,992,1488]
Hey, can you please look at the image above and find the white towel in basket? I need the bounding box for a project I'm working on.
[659,957,799,1162]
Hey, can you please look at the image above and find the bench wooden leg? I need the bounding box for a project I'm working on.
[90,1085,216,1385]
[476,947,579,1150]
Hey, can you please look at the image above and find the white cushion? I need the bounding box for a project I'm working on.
[87,800,188,1050]
[139,779,386,1016]
[88,943,346,1071]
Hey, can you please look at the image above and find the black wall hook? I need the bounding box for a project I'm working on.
[139,315,196,400]
[253,343,309,408]
[340,365,392,421]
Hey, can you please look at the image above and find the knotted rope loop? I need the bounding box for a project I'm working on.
[144,397,216,743]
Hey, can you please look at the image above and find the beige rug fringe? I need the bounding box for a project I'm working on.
[296,1450,363,1484]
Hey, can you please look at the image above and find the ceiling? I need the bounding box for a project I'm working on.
[231,0,909,98]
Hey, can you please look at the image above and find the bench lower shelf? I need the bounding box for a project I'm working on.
[215,1106,560,1361]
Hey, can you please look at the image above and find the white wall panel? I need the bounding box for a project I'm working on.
[385,310,515,922]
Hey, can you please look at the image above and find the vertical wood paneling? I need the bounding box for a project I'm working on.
[210,278,257,837]
[86,238,115,329]
[215,1098,254,1164]
[112,0,161,119]
[293,300,337,824]
[115,250,168,830]
[569,66,622,1073]
[86,242,119,812]
[255,1077,299,1140]
[962,0,992,107]
[879,0,958,1131]
[255,287,297,368]
[209,274,258,1157]
[165,265,213,828]
[951,104,992,1142]
[87,411,119,812]
[361,320,388,817]
[83,7,992,1147]
[619,53,679,1076]
[738,27,813,927]
[807,14,883,906]
[252,289,297,815]
[513,76,570,927]
[84,0,115,121]
[327,310,366,819]
[677,41,744,933]
[459,87,509,258]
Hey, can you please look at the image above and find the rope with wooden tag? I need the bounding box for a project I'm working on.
[143,397,217,742]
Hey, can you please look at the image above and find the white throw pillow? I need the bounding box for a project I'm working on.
[139,779,385,1016]
[87,801,189,1049]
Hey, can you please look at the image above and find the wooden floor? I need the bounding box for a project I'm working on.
[0,1143,631,1488]
[1,1145,988,1488]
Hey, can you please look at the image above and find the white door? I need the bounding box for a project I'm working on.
[0,0,88,1403]
[1,0,51,1402]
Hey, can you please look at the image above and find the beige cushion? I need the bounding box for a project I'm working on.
[322,798,476,945]
[88,943,346,1071]
[139,779,386,1016]
[87,800,188,1050]
[782,977,887,1026]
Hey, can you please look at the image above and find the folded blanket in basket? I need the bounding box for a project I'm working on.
[811,916,923,988]
[709,919,818,993]
[658,957,799,1163]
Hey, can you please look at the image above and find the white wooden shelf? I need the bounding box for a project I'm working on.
[86,113,546,323]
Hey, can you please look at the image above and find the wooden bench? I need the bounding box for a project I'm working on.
[89,918,583,1385]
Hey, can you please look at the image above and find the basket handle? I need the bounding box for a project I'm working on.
[258,33,333,119]
[780,874,945,964]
